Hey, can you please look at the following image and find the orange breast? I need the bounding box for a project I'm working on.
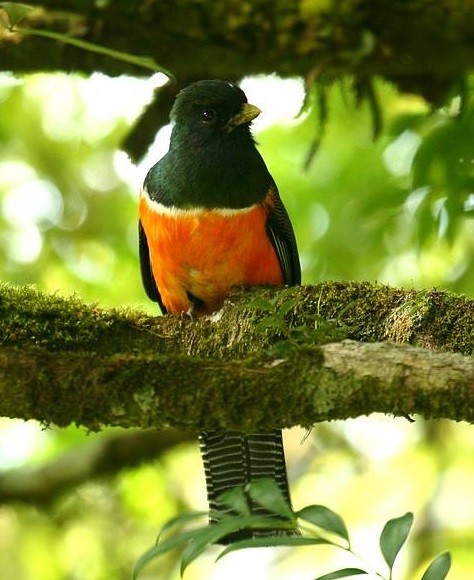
[139,195,283,315]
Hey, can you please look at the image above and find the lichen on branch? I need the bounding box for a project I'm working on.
[0,282,473,430]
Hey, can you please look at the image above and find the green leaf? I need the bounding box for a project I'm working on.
[180,520,243,576]
[314,568,368,580]
[379,512,413,572]
[131,527,203,579]
[181,514,295,575]
[134,514,275,578]
[255,315,287,333]
[296,505,350,544]
[0,2,33,27]
[156,511,208,542]
[247,478,296,520]
[274,298,298,316]
[217,486,251,517]
[9,24,176,79]
[421,552,452,580]
[0,2,33,28]
[267,341,294,357]
[216,534,334,561]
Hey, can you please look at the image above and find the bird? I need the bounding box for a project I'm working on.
[138,79,301,542]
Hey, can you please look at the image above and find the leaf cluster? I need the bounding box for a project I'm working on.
[245,295,351,357]
[132,479,451,579]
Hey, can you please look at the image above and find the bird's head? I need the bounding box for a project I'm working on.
[169,80,261,145]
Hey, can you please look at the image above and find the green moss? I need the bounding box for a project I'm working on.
[1,281,473,431]
[0,283,156,355]
[0,284,109,350]
[2,282,473,361]
[291,282,474,355]
[417,291,474,354]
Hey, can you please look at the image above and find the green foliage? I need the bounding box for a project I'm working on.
[260,77,474,294]
[297,504,349,544]
[132,479,451,579]
[410,111,474,247]
[421,553,452,580]
[380,512,413,574]
[0,72,145,307]
[0,2,32,26]
[246,294,351,356]
[315,569,367,579]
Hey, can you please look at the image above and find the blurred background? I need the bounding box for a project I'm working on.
[0,71,473,579]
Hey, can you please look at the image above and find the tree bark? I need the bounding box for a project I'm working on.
[0,282,473,430]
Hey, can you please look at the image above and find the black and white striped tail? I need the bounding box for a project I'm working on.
[199,430,296,543]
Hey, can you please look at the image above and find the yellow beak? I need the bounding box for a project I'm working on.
[225,103,261,132]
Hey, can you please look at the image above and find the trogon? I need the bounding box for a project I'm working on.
[139,80,301,541]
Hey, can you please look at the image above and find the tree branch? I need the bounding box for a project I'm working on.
[0,282,473,429]
[0,429,193,505]
[2,1,473,102]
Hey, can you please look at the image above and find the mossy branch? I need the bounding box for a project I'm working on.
[2,0,473,101]
[0,282,473,430]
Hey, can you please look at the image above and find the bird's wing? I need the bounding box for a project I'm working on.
[265,183,301,286]
[138,220,167,313]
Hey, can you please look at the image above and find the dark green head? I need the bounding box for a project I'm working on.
[169,80,261,146]
[146,80,271,209]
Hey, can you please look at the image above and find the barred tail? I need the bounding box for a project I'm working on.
[198,430,296,543]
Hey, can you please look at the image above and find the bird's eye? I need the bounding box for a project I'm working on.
[202,109,217,123]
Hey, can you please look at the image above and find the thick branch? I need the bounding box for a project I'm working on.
[1,341,472,508]
[0,340,472,429]
[1,282,473,429]
[2,1,473,103]
[0,340,473,427]
[1,282,472,357]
